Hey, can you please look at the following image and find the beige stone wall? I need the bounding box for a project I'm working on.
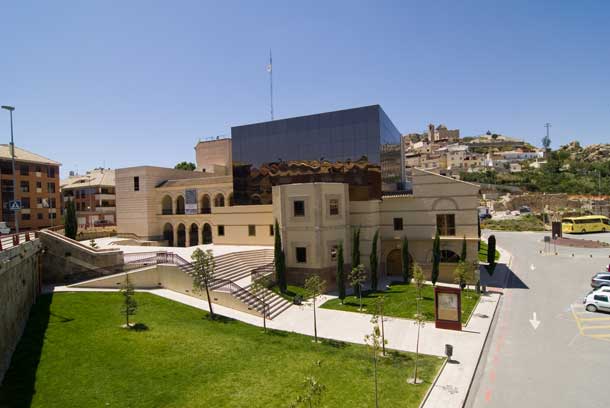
[0,240,41,384]
[194,138,232,173]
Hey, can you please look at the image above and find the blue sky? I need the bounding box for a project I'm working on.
[2,0,609,176]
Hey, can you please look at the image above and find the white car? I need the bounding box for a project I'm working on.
[583,291,610,313]
[0,222,10,234]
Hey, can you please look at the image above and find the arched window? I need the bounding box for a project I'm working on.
[201,194,211,214]
[440,250,460,263]
[214,193,225,207]
[176,196,185,215]
[228,193,234,207]
[163,223,174,247]
[176,223,186,247]
[202,223,212,244]
[161,195,172,215]
[189,223,199,246]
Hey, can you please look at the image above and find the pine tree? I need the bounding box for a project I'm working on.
[370,230,379,292]
[402,236,411,284]
[431,229,441,286]
[336,243,346,304]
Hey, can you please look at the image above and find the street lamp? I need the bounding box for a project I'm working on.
[1,105,19,234]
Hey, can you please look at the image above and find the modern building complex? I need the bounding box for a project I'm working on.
[116,106,480,286]
[0,145,61,231]
[61,168,116,228]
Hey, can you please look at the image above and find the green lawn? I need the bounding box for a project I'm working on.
[0,292,443,408]
[321,283,480,324]
[271,284,310,302]
[478,241,501,263]
[482,214,545,231]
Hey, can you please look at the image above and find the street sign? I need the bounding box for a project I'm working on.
[9,200,21,211]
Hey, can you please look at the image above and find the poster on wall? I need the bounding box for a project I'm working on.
[185,189,198,215]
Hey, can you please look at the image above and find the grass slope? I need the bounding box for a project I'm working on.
[478,241,501,263]
[482,214,544,231]
[321,283,480,324]
[0,292,442,408]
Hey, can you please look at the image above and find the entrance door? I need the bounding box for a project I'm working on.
[386,249,402,276]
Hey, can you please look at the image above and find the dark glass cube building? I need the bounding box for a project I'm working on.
[231,105,403,205]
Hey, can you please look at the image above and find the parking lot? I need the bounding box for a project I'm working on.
[467,230,610,408]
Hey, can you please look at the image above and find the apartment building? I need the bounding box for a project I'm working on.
[0,145,61,231]
[61,168,116,228]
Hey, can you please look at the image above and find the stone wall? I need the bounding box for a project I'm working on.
[0,240,42,384]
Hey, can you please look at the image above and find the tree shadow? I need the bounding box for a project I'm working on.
[480,263,529,289]
[205,314,235,324]
[321,339,347,349]
[131,323,149,332]
[0,293,53,408]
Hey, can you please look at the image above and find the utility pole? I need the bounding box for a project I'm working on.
[267,49,274,121]
[1,105,19,234]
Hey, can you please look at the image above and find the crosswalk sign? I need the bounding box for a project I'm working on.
[9,200,21,211]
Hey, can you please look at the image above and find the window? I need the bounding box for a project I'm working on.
[21,213,30,220]
[440,250,460,263]
[218,225,225,236]
[393,217,403,231]
[248,225,256,236]
[47,182,56,193]
[35,166,42,173]
[296,247,307,263]
[49,213,56,219]
[133,176,140,191]
[37,213,43,220]
[293,200,305,217]
[330,245,338,261]
[21,198,30,209]
[36,181,42,190]
[49,198,56,208]
[604,218,610,226]
[20,165,29,176]
[436,214,456,236]
[47,167,56,178]
[594,295,608,302]
[20,181,29,193]
[329,199,339,216]
[269,225,274,236]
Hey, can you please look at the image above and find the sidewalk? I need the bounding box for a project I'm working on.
[52,283,500,408]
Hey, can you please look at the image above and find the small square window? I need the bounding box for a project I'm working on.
[269,225,274,236]
[393,218,403,231]
[296,247,307,263]
[37,213,43,220]
[330,245,338,261]
[133,176,140,191]
[293,200,305,217]
[248,225,256,236]
[21,213,30,220]
[218,225,225,236]
[329,199,339,216]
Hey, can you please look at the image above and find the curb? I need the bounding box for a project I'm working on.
[419,358,449,408]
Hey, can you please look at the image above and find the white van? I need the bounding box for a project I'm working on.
[0,222,10,234]
[583,291,610,313]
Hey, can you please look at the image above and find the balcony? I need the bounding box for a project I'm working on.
[95,206,116,213]
[95,193,115,200]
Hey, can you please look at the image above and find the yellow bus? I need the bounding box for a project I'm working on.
[562,215,610,234]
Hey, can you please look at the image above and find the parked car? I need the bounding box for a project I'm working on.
[0,222,11,234]
[583,287,610,303]
[519,206,531,214]
[479,213,492,220]
[591,272,610,289]
[583,291,610,312]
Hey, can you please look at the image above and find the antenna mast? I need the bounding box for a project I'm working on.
[267,49,274,120]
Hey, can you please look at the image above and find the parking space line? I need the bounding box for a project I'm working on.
[571,305,585,336]
[581,325,610,330]
[578,316,610,322]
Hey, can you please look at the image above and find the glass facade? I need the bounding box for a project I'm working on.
[231,105,402,205]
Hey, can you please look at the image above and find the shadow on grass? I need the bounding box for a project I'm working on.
[131,323,149,332]
[265,329,288,337]
[321,339,347,349]
[0,293,53,408]
[205,314,235,324]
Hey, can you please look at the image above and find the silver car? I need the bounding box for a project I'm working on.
[591,272,610,289]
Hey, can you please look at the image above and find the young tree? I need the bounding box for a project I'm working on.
[364,314,386,408]
[453,261,471,290]
[336,242,346,304]
[290,376,326,408]
[120,274,137,328]
[191,248,216,319]
[89,239,98,249]
[370,230,379,292]
[64,200,78,239]
[411,263,426,385]
[348,264,367,311]
[487,234,497,276]
[174,161,196,171]
[250,274,272,333]
[402,236,411,284]
[351,227,361,297]
[372,295,387,357]
[461,235,467,262]
[431,229,441,286]
[304,274,326,343]
[274,219,287,293]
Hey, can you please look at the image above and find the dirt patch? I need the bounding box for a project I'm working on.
[553,237,610,249]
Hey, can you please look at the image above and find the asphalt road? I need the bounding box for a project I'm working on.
[466,231,610,408]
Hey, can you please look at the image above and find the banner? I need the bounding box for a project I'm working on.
[185,189,198,215]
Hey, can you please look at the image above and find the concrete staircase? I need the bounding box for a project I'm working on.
[239,284,293,320]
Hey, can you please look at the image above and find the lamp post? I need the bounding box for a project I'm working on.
[1,105,19,234]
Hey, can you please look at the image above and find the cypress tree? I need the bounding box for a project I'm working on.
[461,235,468,262]
[477,216,481,251]
[274,220,287,293]
[431,229,440,286]
[370,230,379,292]
[487,235,496,276]
[65,200,78,240]
[402,236,411,284]
[351,227,361,296]
[336,243,346,303]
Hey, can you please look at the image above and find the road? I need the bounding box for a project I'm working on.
[466,231,610,408]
